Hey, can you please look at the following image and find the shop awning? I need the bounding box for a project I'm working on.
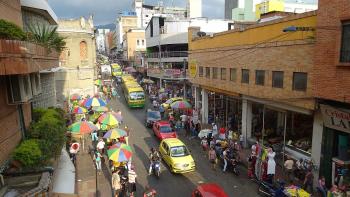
[200,85,240,98]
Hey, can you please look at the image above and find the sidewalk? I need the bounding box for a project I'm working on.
[75,138,112,197]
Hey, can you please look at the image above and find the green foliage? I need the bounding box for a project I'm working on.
[0,19,26,40]
[32,108,47,122]
[13,139,42,167]
[27,24,66,52]
[27,108,66,161]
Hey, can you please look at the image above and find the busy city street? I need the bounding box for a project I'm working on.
[103,87,259,196]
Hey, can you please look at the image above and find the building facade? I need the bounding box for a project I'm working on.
[312,0,350,186]
[116,12,138,48]
[96,28,110,55]
[255,0,318,19]
[189,11,319,177]
[56,16,97,106]
[0,0,59,167]
[123,29,146,66]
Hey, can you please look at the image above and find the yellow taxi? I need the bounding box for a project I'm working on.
[159,138,195,173]
[161,97,183,110]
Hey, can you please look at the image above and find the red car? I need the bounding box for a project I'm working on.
[152,121,177,140]
[192,183,229,197]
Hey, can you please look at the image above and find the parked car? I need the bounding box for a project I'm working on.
[152,121,177,140]
[145,109,161,128]
[161,97,183,110]
[159,138,195,173]
[192,183,229,197]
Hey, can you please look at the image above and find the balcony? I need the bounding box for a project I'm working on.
[146,51,188,63]
[147,68,188,80]
[0,39,59,75]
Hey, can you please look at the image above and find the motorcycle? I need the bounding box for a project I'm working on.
[152,161,161,178]
[258,180,286,197]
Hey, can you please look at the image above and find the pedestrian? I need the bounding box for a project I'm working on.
[239,132,244,148]
[143,185,156,197]
[112,169,121,197]
[208,147,217,170]
[124,126,130,145]
[180,113,187,128]
[201,137,208,151]
[69,140,80,165]
[317,176,327,197]
[159,105,165,119]
[219,127,226,140]
[284,157,294,182]
[128,166,137,197]
[303,168,314,194]
[190,120,196,139]
[93,151,102,175]
[96,138,105,154]
[222,147,229,172]
[212,123,218,137]
[91,130,98,147]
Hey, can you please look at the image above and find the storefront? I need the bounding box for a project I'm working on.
[249,101,314,162]
[320,104,350,187]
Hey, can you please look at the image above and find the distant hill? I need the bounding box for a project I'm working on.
[95,23,116,30]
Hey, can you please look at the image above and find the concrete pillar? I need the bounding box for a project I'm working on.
[311,110,323,184]
[194,87,201,110]
[241,99,252,148]
[201,89,208,124]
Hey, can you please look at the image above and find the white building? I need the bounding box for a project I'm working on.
[96,29,110,54]
[284,2,317,13]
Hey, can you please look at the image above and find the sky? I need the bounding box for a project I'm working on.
[49,0,225,25]
[49,0,318,26]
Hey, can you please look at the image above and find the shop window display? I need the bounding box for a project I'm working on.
[285,112,313,154]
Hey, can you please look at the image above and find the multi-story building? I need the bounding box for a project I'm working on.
[56,16,97,105]
[123,28,146,66]
[189,11,317,177]
[0,0,59,167]
[116,11,138,48]
[96,28,110,55]
[312,0,350,186]
[145,16,235,90]
[255,0,317,19]
[225,0,261,21]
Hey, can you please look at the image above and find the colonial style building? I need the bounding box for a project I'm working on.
[56,16,97,106]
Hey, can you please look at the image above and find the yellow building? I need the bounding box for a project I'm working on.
[189,12,319,166]
[56,16,97,105]
[123,29,146,65]
[255,0,284,19]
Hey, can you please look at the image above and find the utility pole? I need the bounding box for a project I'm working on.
[158,40,162,88]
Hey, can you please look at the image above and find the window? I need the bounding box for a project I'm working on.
[293,72,308,91]
[79,41,87,60]
[255,70,265,85]
[340,21,350,62]
[221,68,226,80]
[142,39,145,46]
[241,69,249,84]
[212,67,218,79]
[230,68,236,81]
[137,39,140,46]
[205,67,210,78]
[199,66,203,77]
[272,71,284,88]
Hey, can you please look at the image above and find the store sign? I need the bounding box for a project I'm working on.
[320,104,350,133]
[189,60,197,78]
[164,69,181,76]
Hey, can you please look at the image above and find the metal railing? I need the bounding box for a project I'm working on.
[147,68,188,79]
[146,51,188,59]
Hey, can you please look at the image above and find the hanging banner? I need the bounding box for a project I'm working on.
[320,104,350,133]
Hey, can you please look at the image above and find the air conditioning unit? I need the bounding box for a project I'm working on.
[30,73,41,95]
[6,74,33,104]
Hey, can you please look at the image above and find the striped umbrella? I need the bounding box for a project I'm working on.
[70,94,81,101]
[84,97,107,108]
[69,121,98,134]
[170,100,192,109]
[92,106,109,112]
[72,106,87,114]
[107,143,133,162]
[98,112,119,126]
[103,128,127,139]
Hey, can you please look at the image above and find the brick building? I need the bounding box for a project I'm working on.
[189,11,320,179]
[312,0,350,186]
[0,0,59,168]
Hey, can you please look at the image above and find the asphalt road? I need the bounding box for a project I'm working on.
[108,89,260,197]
